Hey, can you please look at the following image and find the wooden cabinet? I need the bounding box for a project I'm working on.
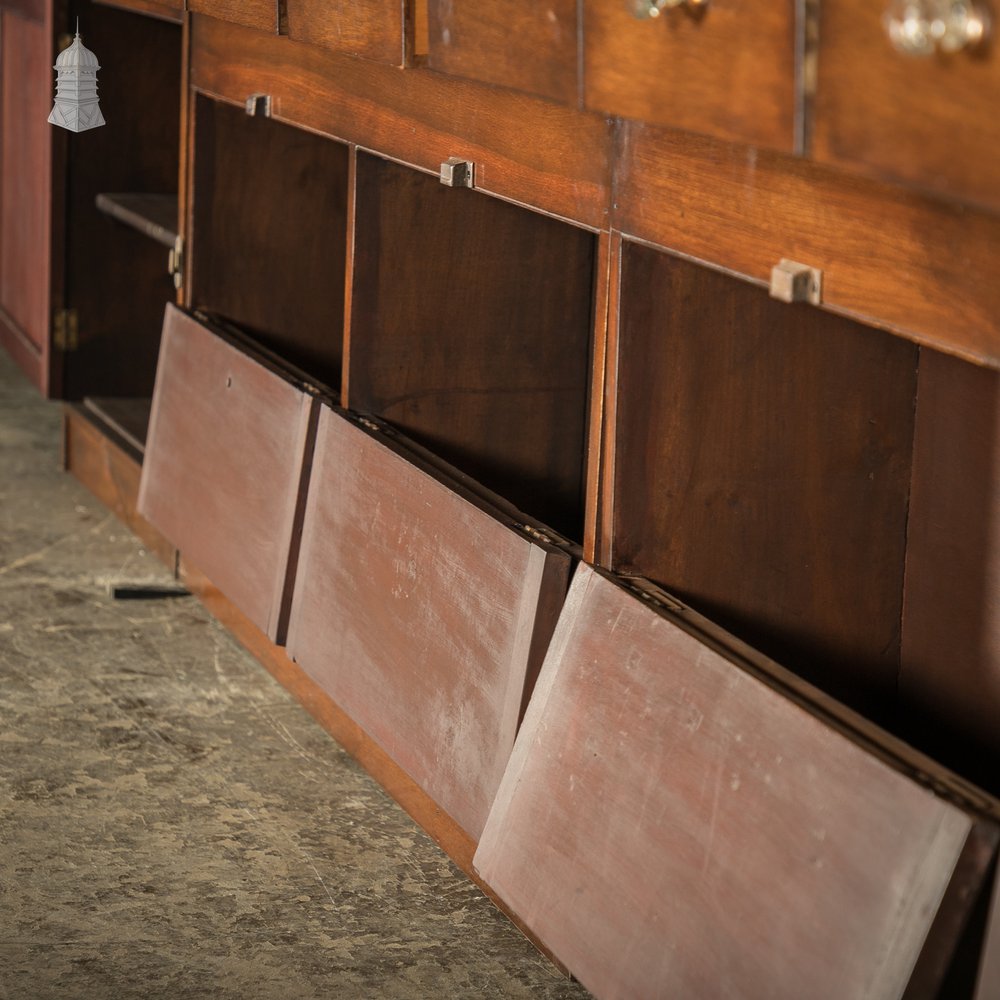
[814,0,1000,211]
[286,0,406,65]
[0,0,181,399]
[186,0,278,33]
[584,0,799,150]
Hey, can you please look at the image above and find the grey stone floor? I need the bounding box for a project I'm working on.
[0,349,591,1000]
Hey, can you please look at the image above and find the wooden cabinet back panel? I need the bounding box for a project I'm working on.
[584,0,797,150]
[190,97,348,391]
[348,153,595,540]
[814,0,1000,211]
[188,0,277,32]
[287,408,572,840]
[900,350,1000,791]
[427,0,578,105]
[0,10,53,390]
[611,244,918,718]
[475,563,988,1000]
[286,0,404,65]
[138,306,313,641]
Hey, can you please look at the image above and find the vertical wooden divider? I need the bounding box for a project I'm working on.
[177,9,192,307]
[339,144,358,408]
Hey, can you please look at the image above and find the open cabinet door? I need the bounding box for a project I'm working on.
[0,1,64,396]
[476,563,999,1000]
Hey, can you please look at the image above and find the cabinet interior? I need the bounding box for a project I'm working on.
[189,96,349,394]
[65,3,181,404]
[347,152,596,541]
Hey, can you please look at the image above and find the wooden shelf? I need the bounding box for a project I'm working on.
[95,192,178,248]
[82,396,152,455]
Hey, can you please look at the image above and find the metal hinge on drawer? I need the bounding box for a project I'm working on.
[168,236,184,290]
[53,308,78,351]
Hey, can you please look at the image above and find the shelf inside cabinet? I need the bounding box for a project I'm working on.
[95,193,178,248]
[348,152,595,541]
[82,396,151,455]
[189,96,348,392]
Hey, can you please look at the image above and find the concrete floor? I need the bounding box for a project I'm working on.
[0,349,591,1000]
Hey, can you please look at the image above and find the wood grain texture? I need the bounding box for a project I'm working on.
[286,407,573,840]
[475,563,992,1000]
[189,13,612,229]
[137,305,315,642]
[427,0,578,105]
[91,0,184,22]
[0,0,44,20]
[348,153,595,540]
[615,122,1000,369]
[585,0,797,150]
[63,404,177,570]
[190,95,347,391]
[0,9,53,391]
[188,0,277,32]
[286,0,405,65]
[976,870,1000,1000]
[814,0,1000,211]
[900,350,1000,786]
[610,243,917,717]
[62,4,181,400]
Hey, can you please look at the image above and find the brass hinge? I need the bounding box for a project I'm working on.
[53,308,78,351]
[168,235,184,290]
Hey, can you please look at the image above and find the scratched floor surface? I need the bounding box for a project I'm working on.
[0,350,591,1000]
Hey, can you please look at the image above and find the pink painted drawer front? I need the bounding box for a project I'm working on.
[286,406,572,840]
[138,305,317,642]
[475,562,997,1000]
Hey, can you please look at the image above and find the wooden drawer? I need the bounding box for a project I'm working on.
[814,0,1000,210]
[188,0,278,33]
[583,0,798,150]
[476,563,999,1000]
[426,0,578,104]
[286,0,405,65]
[138,305,319,643]
[286,406,574,840]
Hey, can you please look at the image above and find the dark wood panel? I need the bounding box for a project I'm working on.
[475,563,996,1000]
[610,244,917,717]
[900,350,1000,789]
[63,404,177,570]
[62,3,181,400]
[348,153,594,539]
[95,193,178,248]
[189,13,612,230]
[92,0,184,22]
[287,0,404,65]
[190,95,348,391]
[82,397,151,454]
[188,0,277,32]
[615,122,1000,369]
[0,9,53,392]
[286,407,573,840]
[584,0,797,150]
[137,305,316,642]
[814,0,1000,211]
[427,0,578,105]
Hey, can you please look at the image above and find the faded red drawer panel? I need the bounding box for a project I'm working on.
[287,406,573,840]
[138,305,317,642]
[476,563,997,1000]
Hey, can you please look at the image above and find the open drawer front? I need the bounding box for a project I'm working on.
[138,304,321,643]
[286,404,575,841]
[476,563,1000,999]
